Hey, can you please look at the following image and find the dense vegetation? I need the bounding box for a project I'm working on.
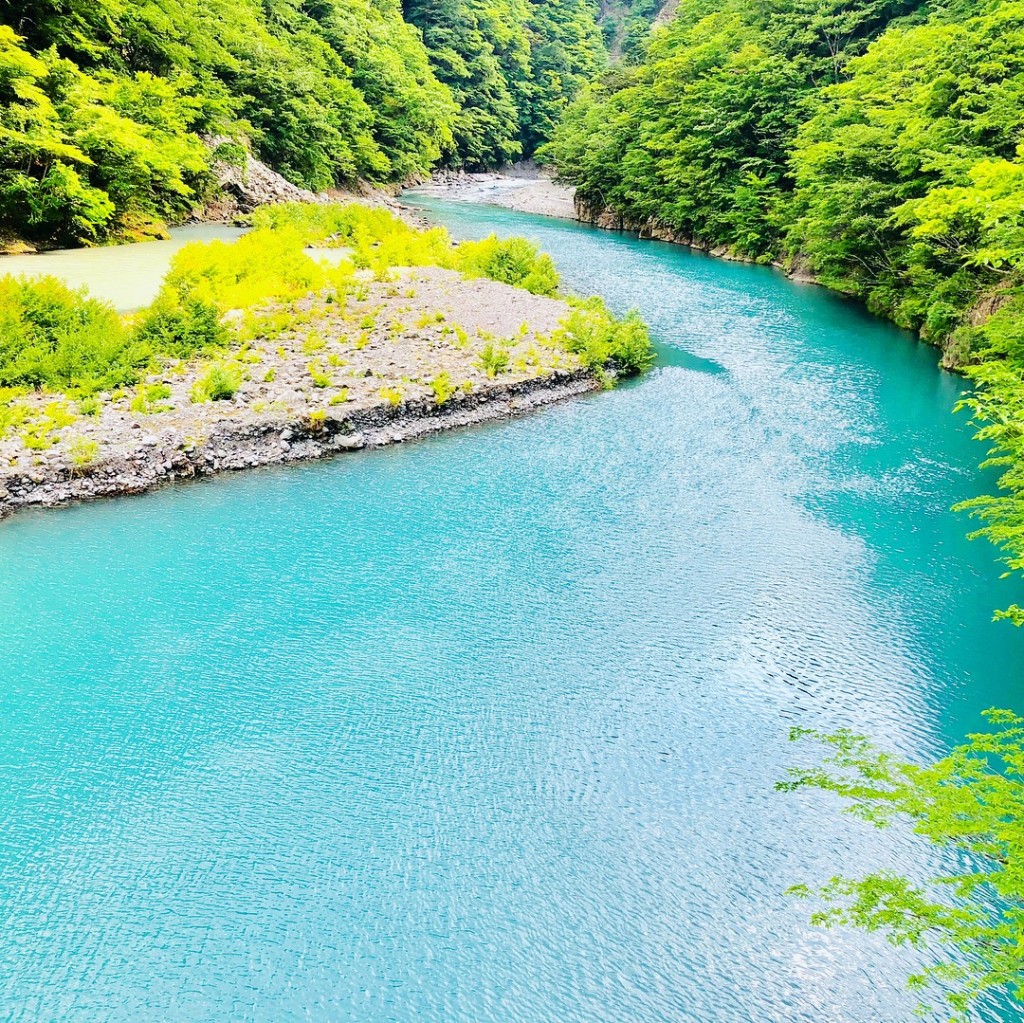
[401,0,607,166]
[0,0,457,245]
[0,0,608,247]
[544,0,1024,605]
[0,202,651,426]
[597,0,663,60]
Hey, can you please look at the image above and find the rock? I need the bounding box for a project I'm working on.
[206,136,318,213]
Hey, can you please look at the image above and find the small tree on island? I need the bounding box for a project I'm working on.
[779,710,1024,1021]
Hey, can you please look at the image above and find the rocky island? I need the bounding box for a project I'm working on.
[0,202,652,519]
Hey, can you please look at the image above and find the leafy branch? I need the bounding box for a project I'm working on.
[779,711,1024,1019]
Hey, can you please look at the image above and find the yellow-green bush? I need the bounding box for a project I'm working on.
[162,229,327,310]
[455,235,560,296]
[252,204,562,293]
[553,298,653,376]
[190,362,242,402]
[0,275,135,390]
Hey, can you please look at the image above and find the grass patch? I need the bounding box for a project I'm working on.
[68,435,100,468]
[477,343,510,378]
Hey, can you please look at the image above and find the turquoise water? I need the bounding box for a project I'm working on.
[2,200,1023,1022]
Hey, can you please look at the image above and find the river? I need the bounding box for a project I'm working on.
[1,198,1021,1022]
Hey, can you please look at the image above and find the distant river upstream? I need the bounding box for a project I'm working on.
[1,197,1022,1022]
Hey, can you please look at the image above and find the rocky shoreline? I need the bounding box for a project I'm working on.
[0,369,598,519]
[0,178,648,522]
[409,166,577,219]
[570,194,822,278]
[0,253,611,520]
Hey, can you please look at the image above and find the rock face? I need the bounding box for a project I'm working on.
[214,153,319,213]
[200,139,412,223]
[574,193,695,245]
[573,193,788,267]
[198,139,321,221]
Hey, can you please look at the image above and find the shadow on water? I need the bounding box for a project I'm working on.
[653,339,729,375]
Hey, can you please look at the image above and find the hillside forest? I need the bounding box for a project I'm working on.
[0,0,615,246]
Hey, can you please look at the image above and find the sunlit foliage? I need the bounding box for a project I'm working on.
[780,711,1024,1020]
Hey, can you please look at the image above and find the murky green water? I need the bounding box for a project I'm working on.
[1,199,1021,1022]
[0,225,246,309]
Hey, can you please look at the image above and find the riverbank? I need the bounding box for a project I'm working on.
[0,368,598,519]
[408,174,815,274]
[420,177,975,368]
[412,168,577,220]
[0,263,605,519]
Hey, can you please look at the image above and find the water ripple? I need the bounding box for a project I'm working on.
[1,203,1023,1022]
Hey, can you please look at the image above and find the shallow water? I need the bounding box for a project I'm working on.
[0,224,246,309]
[2,199,1022,1022]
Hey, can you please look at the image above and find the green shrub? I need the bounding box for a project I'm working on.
[0,275,133,390]
[20,422,53,449]
[68,435,99,468]
[477,343,510,378]
[554,298,654,376]
[253,204,566,292]
[455,235,560,296]
[130,292,226,359]
[0,398,30,437]
[43,401,75,428]
[307,361,332,388]
[161,229,326,311]
[129,383,173,414]
[429,371,456,405]
[190,363,242,402]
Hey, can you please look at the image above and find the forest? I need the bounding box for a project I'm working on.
[0,0,609,246]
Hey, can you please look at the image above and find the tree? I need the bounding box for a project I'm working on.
[778,710,1024,1021]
